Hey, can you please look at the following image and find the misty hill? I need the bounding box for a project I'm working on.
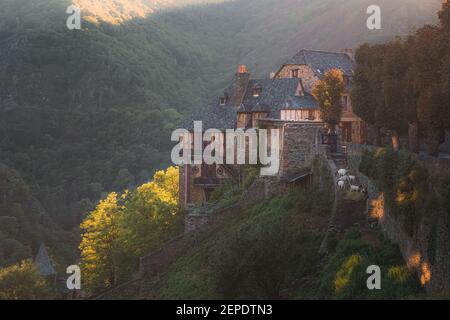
[0,0,442,267]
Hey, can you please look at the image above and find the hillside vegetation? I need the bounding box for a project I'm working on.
[138,164,423,300]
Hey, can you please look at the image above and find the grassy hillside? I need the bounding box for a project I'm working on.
[139,172,423,300]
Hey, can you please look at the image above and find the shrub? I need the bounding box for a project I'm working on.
[0,260,54,300]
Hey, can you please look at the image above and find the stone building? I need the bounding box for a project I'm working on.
[273,49,364,144]
[179,49,364,207]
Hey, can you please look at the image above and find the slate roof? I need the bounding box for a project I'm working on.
[183,78,318,130]
[284,49,355,77]
[183,49,354,131]
[34,243,56,276]
[239,79,317,117]
[183,82,238,131]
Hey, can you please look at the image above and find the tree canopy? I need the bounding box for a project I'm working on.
[312,69,345,131]
[79,167,182,294]
[352,3,450,155]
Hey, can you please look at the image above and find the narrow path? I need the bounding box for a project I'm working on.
[319,151,374,253]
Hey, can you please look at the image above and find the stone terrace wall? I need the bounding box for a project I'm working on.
[346,144,450,293]
[280,124,322,177]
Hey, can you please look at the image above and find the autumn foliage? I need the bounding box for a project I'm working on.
[79,167,182,294]
[312,68,345,131]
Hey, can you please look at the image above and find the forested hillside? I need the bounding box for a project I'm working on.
[0,0,442,270]
[0,164,78,268]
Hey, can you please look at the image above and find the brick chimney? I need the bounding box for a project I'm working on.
[233,65,250,107]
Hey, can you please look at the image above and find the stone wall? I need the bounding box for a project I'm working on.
[183,176,281,233]
[279,124,322,177]
[275,65,318,92]
[346,144,450,293]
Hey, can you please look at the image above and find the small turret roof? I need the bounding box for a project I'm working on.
[34,243,56,276]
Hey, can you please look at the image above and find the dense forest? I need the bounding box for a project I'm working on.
[352,4,450,155]
[0,0,445,297]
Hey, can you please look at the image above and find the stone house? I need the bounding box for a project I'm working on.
[273,49,364,144]
[179,49,364,207]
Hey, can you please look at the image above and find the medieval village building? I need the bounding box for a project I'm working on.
[180,49,364,207]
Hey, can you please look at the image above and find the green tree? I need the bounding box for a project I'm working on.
[439,2,450,133]
[312,69,345,132]
[352,44,388,146]
[79,167,181,294]
[409,25,447,156]
[79,192,122,294]
[377,40,410,152]
[0,260,54,300]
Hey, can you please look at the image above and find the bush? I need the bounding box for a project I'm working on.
[319,231,423,300]
[210,195,318,299]
[0,260,54,300]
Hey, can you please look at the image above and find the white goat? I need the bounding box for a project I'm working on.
[338,169,347,177]
[350,185,360,192]
[348,175,356,183]
[337,180,345,190]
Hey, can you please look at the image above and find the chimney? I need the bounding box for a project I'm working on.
[233,65,250,107]
[237,64,248,74]
[269,72,275,79]
[342,48,354,60]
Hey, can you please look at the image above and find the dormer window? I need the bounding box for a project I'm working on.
[219,93,228,105]
[342,95,349,112]
[291,69,299,78]
[252,87,261,97]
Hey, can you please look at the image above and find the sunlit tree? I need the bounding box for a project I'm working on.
[79,167,181,294]
[0,260,54,300]
[80,192,122,294]
[312,69,345,132]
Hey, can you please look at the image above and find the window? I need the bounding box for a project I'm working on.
[219,94,228,105]
[281,110,304,122]
[291,69,299,78]
[342,96,349,112]
[252,87,261,97]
